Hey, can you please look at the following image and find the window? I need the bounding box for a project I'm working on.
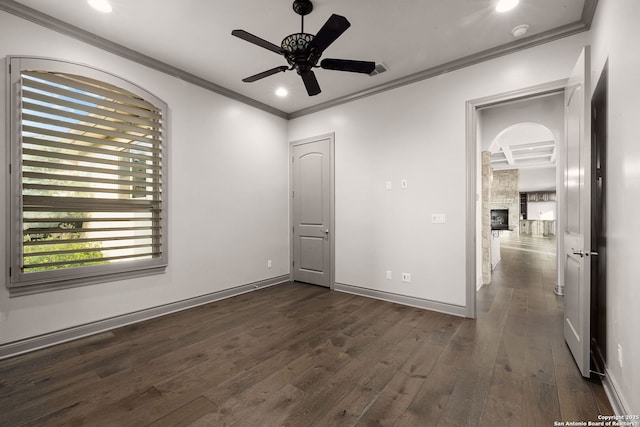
[8,57,168,296]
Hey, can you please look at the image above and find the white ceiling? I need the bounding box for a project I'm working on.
[5,0,593,116]
[490,122,556,170]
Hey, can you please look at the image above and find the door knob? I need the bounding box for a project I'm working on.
[323,229,329,234]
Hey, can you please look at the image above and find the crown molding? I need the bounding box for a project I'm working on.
[289,19,590,118]
[581,0,599,30]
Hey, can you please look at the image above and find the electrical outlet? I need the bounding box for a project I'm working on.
[618,344,623,368]
[386,270,392,280]
[432,214,446,224]
[402,273,411,283]
[267,260,272,269]
[385,181,392,190]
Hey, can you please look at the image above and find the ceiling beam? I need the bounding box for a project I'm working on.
[503,147,515,166]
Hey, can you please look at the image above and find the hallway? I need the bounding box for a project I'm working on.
[477,232,612,424]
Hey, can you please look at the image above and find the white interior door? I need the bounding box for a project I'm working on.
[291,136,333,287]
[563,46,592,378]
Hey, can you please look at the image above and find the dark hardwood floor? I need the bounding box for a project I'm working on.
[0,238,612,426]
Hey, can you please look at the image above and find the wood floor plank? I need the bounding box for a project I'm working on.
[394,362,461,426]
[522,378,562,427]
[355,340,443,426]
[147,396,217,427]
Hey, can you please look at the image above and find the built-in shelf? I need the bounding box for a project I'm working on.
[526,191,556,202]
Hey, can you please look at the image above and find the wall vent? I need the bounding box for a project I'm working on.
[369,62,389,76]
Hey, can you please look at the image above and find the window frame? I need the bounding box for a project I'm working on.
[7,57,169,296]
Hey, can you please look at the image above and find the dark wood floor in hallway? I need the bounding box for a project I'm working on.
[0,239,612,426]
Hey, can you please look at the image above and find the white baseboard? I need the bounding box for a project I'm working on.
[603,367,633,417]
[334,282,466,317]
[0,275,289,360]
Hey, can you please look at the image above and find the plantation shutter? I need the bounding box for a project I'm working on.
[12,66,166,290]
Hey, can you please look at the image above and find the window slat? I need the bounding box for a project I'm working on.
[23,171,159,189]
[23,128,162,158]
[24,226,159,235]
[23,195,161,211]
[23,216,158,223]
[24,71,159,111]
[23,148,162,172]
[23,160,162,181]
[23,113,161,147]
[23,78,162,121]
[23,234,159,246]
[23,184,159,198]
[24,252,162,270]
[23,101,162,139]
[23,136,159,163]
[22,91,159,129]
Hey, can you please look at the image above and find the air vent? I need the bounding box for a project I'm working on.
[369,62,389,76]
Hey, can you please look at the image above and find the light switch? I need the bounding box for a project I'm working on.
[385,181,392,190]
[401,179,408,189]
[432,214,446,224]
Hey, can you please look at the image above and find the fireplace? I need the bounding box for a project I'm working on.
[491,209,509,230]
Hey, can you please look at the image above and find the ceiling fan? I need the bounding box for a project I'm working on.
[232,0,376,96]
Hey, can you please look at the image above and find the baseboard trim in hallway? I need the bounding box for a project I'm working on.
[0,275,290,360]
[334,282,467,317]
[603,367,633,418]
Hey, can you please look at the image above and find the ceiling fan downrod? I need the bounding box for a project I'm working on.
[293,0,313,33]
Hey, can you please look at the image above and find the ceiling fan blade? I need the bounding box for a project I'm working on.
[309,14,351,53]
[242,66,289,82]
[232,29,284,55]
[300,70,321,96]
[320,58,376,74]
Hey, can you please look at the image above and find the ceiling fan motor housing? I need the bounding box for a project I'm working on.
[281,33,320,70]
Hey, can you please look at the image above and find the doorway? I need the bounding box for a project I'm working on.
[465,80,568,318]
[590,62,608,372]
[290,133,335,288]
[479,114,560,287]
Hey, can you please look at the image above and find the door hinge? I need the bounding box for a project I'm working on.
[292,191,295,198]
[292,260,295,268]
[9,267,11,277]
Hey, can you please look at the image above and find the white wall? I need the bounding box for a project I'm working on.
[590,0,640,414]
[288,32,588,308]
[0,11,289,344]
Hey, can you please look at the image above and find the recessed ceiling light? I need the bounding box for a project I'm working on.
[512,24,530,37]
[87,0,113,13]
[495,0,519,13]
[275,87,288,97]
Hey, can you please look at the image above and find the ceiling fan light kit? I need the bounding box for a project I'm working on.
[232,0,376,96]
